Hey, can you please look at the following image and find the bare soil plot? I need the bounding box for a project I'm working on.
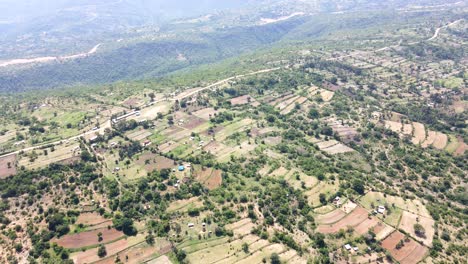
[316,209,346,225]
[432,132,447,149]
[135,153,175,171]
[353,217,381,235]
[322,143,354,154]
[230,95,256,105]
[402,124,413,135]
[181,116,206,130]
[411,122,426,144]
[76,212,108,226]
[421,131,437,148]
[96,243,164,264]
[147,255,173,264]
[140,102,172,120]
[385,121,402,132]
[203,141,225,154]
[159,141,180,154]
[53,227,124,249]
[316,140,339,149]
[263,136,282,145]
[317,207,369,234]
[123,98,142,108]
[0,154,16,179]
[454,137,466,156]
[194,167,223,190]
[375,224,395,241]
[320,90,335,101]
[72,235,146,264]
[399,245,428,264]
[71,238,130,264]
[398,211,434,247]
[192,107,221,120]
[381,231,427,264]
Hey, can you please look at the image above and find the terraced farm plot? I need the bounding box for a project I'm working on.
[71,235,145,264]
[53,227,124,249]
[321,143,355,154]
[398,211,435,247]
[76,212,108,226]
[432,132,448,149]
[411,122,426,144]
[0,154,16,179]
[381,231,428,264]
[95,241,169,264]
[421,131,437,148]
[316,209,346,225]
[280,96,307,115]
[317,207,369,234]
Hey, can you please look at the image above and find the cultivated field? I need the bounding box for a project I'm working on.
[193,167,223,190]
[0,154,16,179]
[183,218,306,264]
[381,231,428,264]
[316,207,370,234]
[18,143,80,170]
[53,227,124,249]
[398,211,435,247]
[71,235,145,264]
[76,212,108,226]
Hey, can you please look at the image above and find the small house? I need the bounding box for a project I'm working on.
[344,244,352,250]
[178,165,185,171]
[377,205,386,214]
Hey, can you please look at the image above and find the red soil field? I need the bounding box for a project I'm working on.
[381,231,427,263]
[0,154,17,179]
[194,167,223,190]
[317,207,369,233]
[53,228,124,249]
[353,217,380,235]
